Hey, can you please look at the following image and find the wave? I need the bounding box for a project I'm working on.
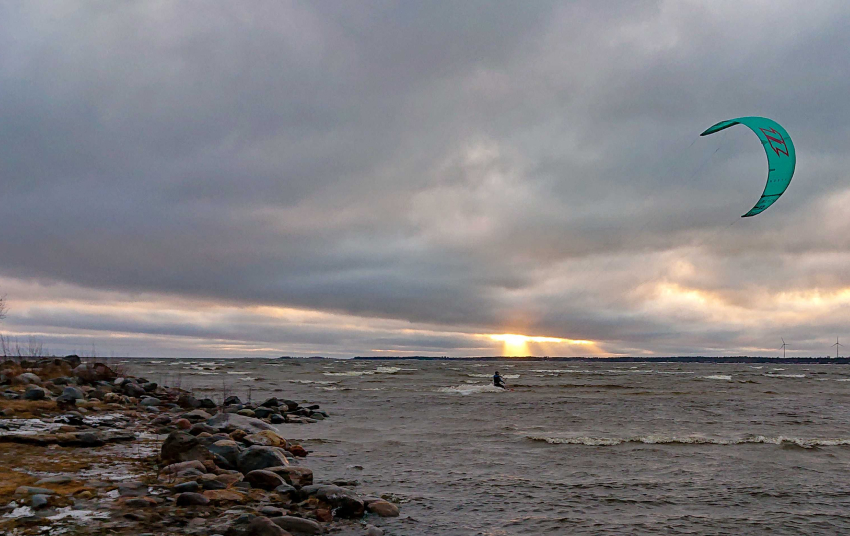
[438,384,505,395]
[288,379,338,385]
[526,434,850,448]
[324,371,374,377]
[764,373,806,378]
[702,375,732,381]
[466,373,519,379]
[376,366,401,373]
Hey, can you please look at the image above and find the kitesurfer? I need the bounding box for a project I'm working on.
[493,371,506,389]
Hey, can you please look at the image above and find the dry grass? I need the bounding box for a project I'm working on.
[0,444,97,500]
[0,399,60,418]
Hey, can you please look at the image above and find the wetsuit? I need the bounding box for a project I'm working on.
[494,373,506,389]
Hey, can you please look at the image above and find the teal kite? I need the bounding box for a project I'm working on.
[701,116,796,217]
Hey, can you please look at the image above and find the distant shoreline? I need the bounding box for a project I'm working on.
[278,355,850,364]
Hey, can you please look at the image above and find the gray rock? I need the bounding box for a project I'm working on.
[15,372,42,385]
[267,466,313,488]
[35,475,76,485]
[223,395,242,406]
[31,494,49,509]
[253,407,278,419]
[175,492,210,506]
[237,409,256,418]
[56,394,77,408]
[199,398,217,409]
[259,506,285,517]
[233,481,252,489]
[117,481,148,497]
[183,409,213,422]
[161,460,207,475]
[270,516,323,534]
[202,479,227,490]
[237,516,288,536]
[208,439,242,468]
[62,386,85,400]
[124,383,147,398]
[160,431,213,466]
[190,422,216,435]
[140,396,161,406]
[142,382,158,392]
[259,397,280,408]
[207,412,274,434]
[312,485,364,518]
[237,446,290,474]
[270,414,286,424]
[15,486,55,495]
[24,387,47,400]
[273,483,296,498]
[173,481,201,493]
[244,470,285,491]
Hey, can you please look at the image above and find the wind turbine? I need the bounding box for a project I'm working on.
[832,337,844,359]
[780,338,788,359]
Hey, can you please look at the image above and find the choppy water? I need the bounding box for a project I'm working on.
[131,358,850,535]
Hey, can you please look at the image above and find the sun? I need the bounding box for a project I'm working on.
[488,333,594,357]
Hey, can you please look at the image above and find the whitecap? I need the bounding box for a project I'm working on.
[323,371,375,377]
[376,366,401,373]
[764,373,806,378]
[702,375,732,381]
[467,373,519,379]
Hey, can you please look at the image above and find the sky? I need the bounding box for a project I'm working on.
[1,1,849,358]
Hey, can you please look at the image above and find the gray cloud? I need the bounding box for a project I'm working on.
[1,1,849,357]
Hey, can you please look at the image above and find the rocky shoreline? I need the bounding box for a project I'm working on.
[0,357,398,535]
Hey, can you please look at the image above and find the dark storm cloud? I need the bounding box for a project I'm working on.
[1,1,849,356]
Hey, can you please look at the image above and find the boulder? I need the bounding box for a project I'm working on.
[160,432,213,466]
[142,382,158,392]
[190,422,217,435]
[175,492,210,506]
[183,409,213,422]
[243,430,287,448]
[309,485,364,518]
[207,412,274,434]
[237,409,256,418]
[173,481,201,493]
[63,355,82,368]
[231,516,290,536]
[224,395,242,406]
[366,500,399,517]
[14,373,42,385]
[73,363,116,383]
[267,466,313,488]
[24,387,47,401]
[61,386,85,400]
[161,460,207,475]
[237,446,290,474]
[139,396,161,406]
[253,407,278,419]
[56,394,77,409]
[199,398,217,409]
[177,393,202,408]
[270,516,323,535]
[244,470,285,491]
[123,383,147,398]
[259,397,281,408]
[31,494,50,509]
[208,440,242,468]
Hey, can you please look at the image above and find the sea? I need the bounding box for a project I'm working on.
[130,358,850,535]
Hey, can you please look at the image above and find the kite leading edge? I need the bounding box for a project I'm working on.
[700,116,796,217]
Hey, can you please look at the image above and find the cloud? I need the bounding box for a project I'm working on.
[0,1,848,357]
